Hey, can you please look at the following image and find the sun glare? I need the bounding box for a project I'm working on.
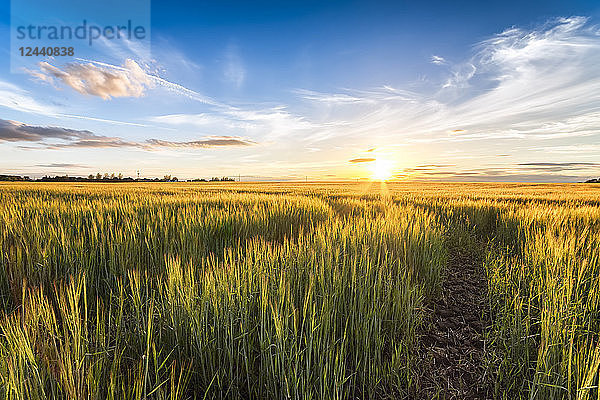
[371,159,394,181]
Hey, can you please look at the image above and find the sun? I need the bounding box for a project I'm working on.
[371,159,394,181]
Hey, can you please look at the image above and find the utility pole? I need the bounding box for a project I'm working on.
[137,170,140,180]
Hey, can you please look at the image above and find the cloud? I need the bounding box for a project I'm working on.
[445,16,600,131]
[60,114,151,127]
[0,80,152,127]
[0,119,94,142]
[431,55,447,65]
[146,137,255,148]
[0,118,255,150]
[148,70,221,105]
[535,144,600,154]
[295,89,375,105]
[349,158,376,163]
[35,163,87,168]
[151,106,317,142]
[148,113,226,126]
[441,63,476,88]
[415,164,455,168]
[394,167,587,182]
[34,59,153,99]
[395,162,600,182]
[222,106,314,129]
[400,164,455,174]
[33,57,223,106]
[0,81,60,115]
[47,137,138,149]
[91,36,151,66]
[294,16,600,150]
[516,162,600,172]
[25,55,307,143]
[224,44,246,88]
[518,162,599,167]
[47,136,255,150]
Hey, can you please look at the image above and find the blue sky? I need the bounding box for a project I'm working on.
[1,0,600,181]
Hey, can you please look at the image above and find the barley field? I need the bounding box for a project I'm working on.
[0,182,599,399]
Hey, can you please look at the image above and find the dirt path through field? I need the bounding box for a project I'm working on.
[413,245,493,399]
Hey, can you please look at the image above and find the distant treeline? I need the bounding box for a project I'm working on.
[0,174,237,183]
[586,178,600,183]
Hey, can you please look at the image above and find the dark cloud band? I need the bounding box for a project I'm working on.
[0,118,255,150]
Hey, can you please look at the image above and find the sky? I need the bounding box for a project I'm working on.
[1,0,600,182]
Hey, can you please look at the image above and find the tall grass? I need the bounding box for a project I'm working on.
[0,184,445,398]
[2,181,599,399]
[412,187,600,399]
[484,203,600,399]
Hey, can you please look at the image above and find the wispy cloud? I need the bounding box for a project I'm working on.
[517,162,600,172]
[441,63,476,88]
[294,89,376,105]
[45,136,255,150]
[535,144,600,154]
[394,162,600,182]
[223,44,246,88]
[518,162,599,167]
[0,79,151,127]
[431,55,447,65]
[148,113,225,126]
[35,163,88,168]
[145,137,255,148]
[0,81,60,115]
[150,106,317,141]
[294,16,600,150]
[415,164,455,168]
[349,158,375,163]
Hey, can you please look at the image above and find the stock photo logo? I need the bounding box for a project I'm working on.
[10,0,151,73]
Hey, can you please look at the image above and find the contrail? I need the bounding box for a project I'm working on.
[75,58,227,108]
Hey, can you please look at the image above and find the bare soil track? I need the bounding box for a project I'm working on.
[413,246,493,400]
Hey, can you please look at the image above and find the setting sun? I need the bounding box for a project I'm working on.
[371,159,394,181]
